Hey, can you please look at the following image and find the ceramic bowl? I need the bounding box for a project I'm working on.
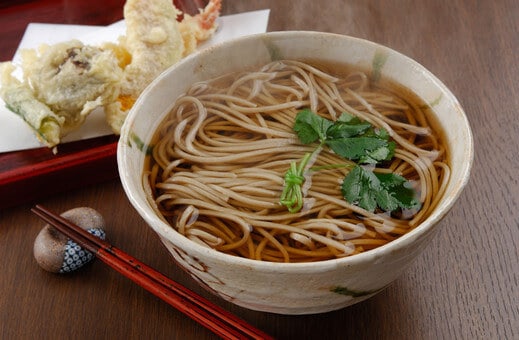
[117,31,473,315]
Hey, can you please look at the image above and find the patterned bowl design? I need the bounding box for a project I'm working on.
[118,31,473,314]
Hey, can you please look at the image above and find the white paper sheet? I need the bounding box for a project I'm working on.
[0,9,270,153]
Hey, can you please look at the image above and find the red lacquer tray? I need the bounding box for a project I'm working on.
[0,135,119,209]
[0,0,208,210]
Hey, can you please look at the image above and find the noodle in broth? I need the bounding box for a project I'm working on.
[145,60,450,263]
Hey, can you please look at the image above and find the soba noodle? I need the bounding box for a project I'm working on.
[145,60,450,263]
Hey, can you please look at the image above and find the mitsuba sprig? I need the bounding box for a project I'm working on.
[280,109,421,214]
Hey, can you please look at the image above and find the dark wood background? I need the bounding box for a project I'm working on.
[1,1,517,339]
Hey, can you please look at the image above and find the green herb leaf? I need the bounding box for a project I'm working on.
[326,112,372,138]
[341,165,421,213]
[293,108,333,144]
[326,137,394,164]
[375,172,421,211]
[341,165,379,212]
[328,120,395,164]
[282,109,419,215]
[295,109,395,164]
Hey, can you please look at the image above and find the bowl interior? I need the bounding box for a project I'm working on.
[117,31,473,269]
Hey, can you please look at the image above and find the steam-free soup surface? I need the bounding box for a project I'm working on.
[145,59,449,263]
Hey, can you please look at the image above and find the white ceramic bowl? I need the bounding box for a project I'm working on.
[117,31,473,315]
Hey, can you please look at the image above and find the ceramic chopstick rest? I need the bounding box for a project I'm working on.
[33,207,106,273]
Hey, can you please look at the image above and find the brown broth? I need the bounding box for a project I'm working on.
[144,59,450,262]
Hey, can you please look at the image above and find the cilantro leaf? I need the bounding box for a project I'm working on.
[341,166,421,213]
[375,172,421,211]
[359,140,396,164]
[294,109,333,144]
[341,165,379,212]
[326,112,372,138]
[356,128,395,163]
[337,112,356,123]
[282,109,420,216]
[295,109,395,164]
[326,137,394,164]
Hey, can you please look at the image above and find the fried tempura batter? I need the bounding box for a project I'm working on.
[1,40,122,147]
[0,0,221,148]
[0,63,63,148]
[22,40,122,133]
[105,0,185,133]
[179,0,222,56]
[106,0,221,134]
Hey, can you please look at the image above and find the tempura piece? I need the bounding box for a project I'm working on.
[179,0,222,56]
[105,0,221,134]
[105,0,185,133]
[0,0,222,148]
[0,62,63,148]
[21,40,122,134]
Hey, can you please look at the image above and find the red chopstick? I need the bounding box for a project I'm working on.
[31,204,273,340]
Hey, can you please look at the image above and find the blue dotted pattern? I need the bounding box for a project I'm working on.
[59,228,106,273]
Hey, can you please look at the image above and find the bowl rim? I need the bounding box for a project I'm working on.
[117,30,474,272]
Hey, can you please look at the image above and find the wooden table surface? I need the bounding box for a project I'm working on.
[1,1,517,339]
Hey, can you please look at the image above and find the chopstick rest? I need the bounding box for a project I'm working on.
[33,207,105,273]
[32,204,274,339]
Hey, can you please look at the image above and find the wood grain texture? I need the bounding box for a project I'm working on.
[0,1,518,339]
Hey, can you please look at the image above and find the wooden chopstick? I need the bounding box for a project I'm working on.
[31,204,273,340]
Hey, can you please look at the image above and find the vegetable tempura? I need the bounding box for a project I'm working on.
[0,0,221,149]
